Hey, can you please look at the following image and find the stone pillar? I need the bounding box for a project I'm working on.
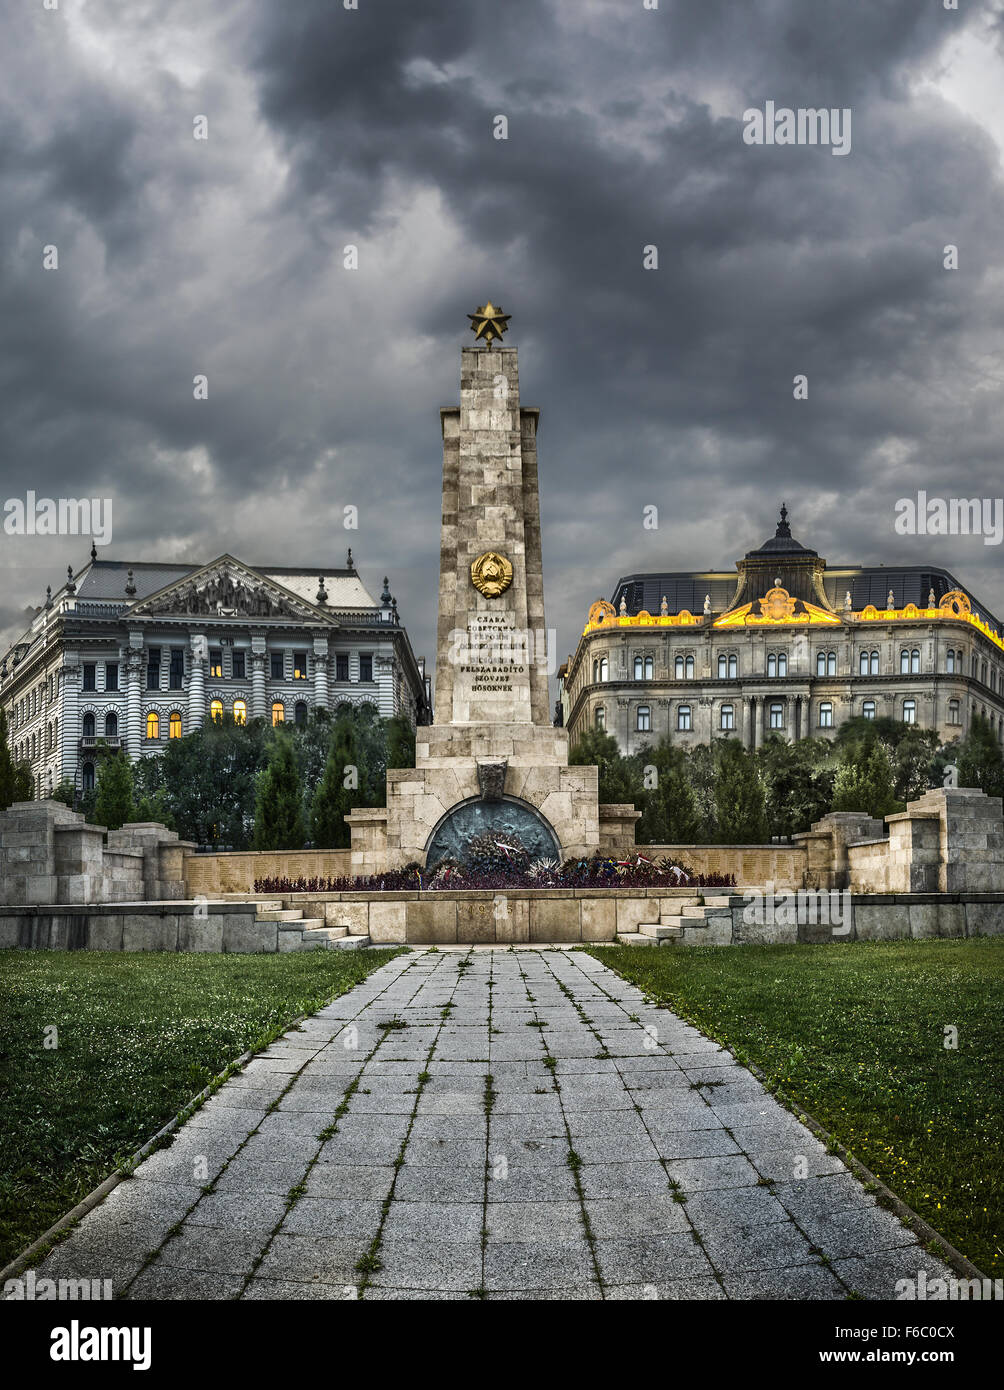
[250,649,267,721]
[60,654,80,786]
[312,641,330,713]
[900,786,1004,893]
[188,635,207,728]
[125,649,144,755]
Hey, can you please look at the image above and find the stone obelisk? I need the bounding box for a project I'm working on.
[350,306,599,878]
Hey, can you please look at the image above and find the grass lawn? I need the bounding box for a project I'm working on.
[587,938,1003,1277]
[0,947,402,1268]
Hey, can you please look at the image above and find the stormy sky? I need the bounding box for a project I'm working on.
[2,0,1004,686]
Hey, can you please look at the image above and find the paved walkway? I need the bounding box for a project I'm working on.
[29,949,953,1300]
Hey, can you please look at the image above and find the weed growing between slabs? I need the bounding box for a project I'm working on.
[0,947,403,1266]
[587,938,1004,1276]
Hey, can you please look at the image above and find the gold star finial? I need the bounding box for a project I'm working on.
[467,301,511,349]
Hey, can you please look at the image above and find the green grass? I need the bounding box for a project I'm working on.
[0,947,402,1268]
[587,938,1004,1276]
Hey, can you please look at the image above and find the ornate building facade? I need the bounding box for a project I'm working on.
[560,507,1004,756]
[1,548,431,799]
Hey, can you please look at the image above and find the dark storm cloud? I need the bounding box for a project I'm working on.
[1,0,1003,677]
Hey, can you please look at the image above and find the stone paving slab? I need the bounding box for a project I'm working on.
[16,948,958,1301]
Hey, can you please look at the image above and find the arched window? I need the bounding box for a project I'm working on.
[233,700,247,726]
[592,659,598,682]
[862,700,876,720]
[677,705,692,731]
[169,711,183,738]
[271,701,285,726]
[981,661,988,685]
[209,700,224,723]
[859,650,869,675]
[912,650,921,675]
[634,656,643,681]
[104,711,117,737]
[901,649,910,674]
[294,701,308,727]
[948,699,960,725]
[720,704,734,731]
[767,654,777,678]
[903,699,916,725]
[594,706,605,730]
[636,705,650,732]
[778,652,787,677]
[146,711,160,739]
[82,712,95,738]
[598,657,609,682]
[827,652,836,676]
[946,650,956,675]
[644,655,653,680]
[870,651,879,675]
[676,656,685,680]
[82,762,95,791]
[718,654,727,679]
[685,655,694,679]
[816,652,827,677]
[728,653,737,679]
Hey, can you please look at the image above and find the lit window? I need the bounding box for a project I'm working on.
[294,651,308,680]
[862,701,876,720]
[677,705,692,731]
[233,700,247,726]
[720,704,734,731]
[210,700,224,723]
[636,705,651,732]
[169,712,183,738]
[271,701,285,726]
[770,702,784,729]
[903,699,916,725]
[146,711,160,739]
[818,702,833,728]
[209,649,223,678]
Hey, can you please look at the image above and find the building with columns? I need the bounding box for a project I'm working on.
[560,506,1004,756]
[1,547,430,800]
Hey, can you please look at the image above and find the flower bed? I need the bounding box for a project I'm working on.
[253,847,736,895]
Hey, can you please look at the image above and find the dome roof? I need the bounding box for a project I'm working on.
[746,503,817,558]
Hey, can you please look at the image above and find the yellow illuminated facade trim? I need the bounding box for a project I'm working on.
[580,588,1004,654]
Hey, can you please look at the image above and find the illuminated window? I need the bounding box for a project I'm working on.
[677,705,692,731]
[294,651,308,680]
[271,701,285,725]
[210,700,224,723]
[720,704,734,731]
[209,649,223,678]
[169,712,183,738]
[146,711,160,739]
[233,700,247,726]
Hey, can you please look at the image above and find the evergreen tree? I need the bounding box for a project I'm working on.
[310,715,362,849]
[253,731,306,850]
[92,750,134,831]
[568,727,642,804]
[636,738,699,844]
[831,737,899,819]
[757,735,836,839]
[385,714,416,771]
[957,713,1004,800]
[0,708,20,810]
[714,739,768,843]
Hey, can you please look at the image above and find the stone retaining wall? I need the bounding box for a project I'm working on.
[0,902,271,952]
[183,848,353,896]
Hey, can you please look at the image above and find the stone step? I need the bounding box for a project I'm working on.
[257,909,305,922]
[330,934,371,951]
[615,932,655,946]
[638,922,682,940]
[701,895,735,907]
[302,926,348,942]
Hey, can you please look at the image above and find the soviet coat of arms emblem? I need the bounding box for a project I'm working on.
[470,551,513,599]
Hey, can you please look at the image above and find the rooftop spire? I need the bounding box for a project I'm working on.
[776,502,791,538]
